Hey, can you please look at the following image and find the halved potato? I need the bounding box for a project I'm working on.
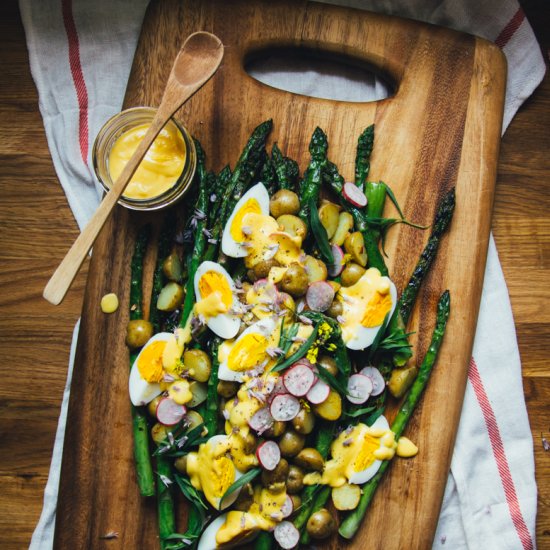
[331,212,354,246]
[157,282,184,311]
[332,483,361,511]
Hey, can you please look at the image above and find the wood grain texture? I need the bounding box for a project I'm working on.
[1,0,549,549]
[52,1,506,549]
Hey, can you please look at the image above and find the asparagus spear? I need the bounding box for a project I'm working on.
[179,140,209,327]
[339,290,451,540]
[157,455,177,550]
[355,124,374,187]
[297,127,328,225]
[259,152,277,195]
[129,226,155,497]
[271,142,300,191]
[205,338,221,436]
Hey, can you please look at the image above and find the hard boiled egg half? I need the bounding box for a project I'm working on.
[186,434,244,510]
[338,267,397,350]
[222,182,270,258]
[218,316,279,383]
[194,261,241,340]
[129,332,173,406]
[197,512,259,550]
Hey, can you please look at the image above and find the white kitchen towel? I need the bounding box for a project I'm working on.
[21,1,544,549]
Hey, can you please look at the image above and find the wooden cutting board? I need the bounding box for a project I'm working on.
[53,1,506,548]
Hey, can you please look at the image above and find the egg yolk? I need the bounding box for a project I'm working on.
[187,437,236,509]
[227,333,269,372]
[108,122,186,200]
[137,341,166,383]
[230,198,262,242]
[198,271,233,308]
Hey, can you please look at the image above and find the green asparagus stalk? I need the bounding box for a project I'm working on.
[205,338,221,436]
[253,531,273,550]
[129,226,155,497]
[179,140,209,327]
[339,290,451,540]
[157,455,177,549]
[364,181,387,243]
[259,153,277,195]
[271,142,299,191]
[297,127,328,225]
[355,124,374,187]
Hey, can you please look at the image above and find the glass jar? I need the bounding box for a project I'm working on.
[92,106,196,211]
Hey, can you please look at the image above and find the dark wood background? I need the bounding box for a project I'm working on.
[0,0,548,548]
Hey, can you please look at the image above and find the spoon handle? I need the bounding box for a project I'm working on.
[43,115,168,305]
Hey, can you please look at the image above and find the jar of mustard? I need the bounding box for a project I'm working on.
[92,106,196,210]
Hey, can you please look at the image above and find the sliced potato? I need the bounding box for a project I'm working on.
[312,389,342,421]
[318,201,340,239]
[388,365,418,398]
[157,281,184,311]
[331,212,354,246]
[162,251,183,282]
[344,232,368,267]
[331,483,361,511]
[151,422,170,445]
[303,255,328,283]
[277,214,307,239]
[184,410,204,431]
[187,381,208,408]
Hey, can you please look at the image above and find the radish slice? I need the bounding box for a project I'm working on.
[267,376,287,403]
[283,363,316,397]
[248,407,274,434]
[306,379,330,404]
[281,495,294,518]
[256,440,281,471]
[156,398,186,426]
[360,366,386,396]
[306,281,335,312]
[274,521,300,549]
[347,374,373,404]
[327,244,345,277]
[270,394,301,421]
[343,182,368,208]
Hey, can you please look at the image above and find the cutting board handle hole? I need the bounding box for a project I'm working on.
[245,47,395,103]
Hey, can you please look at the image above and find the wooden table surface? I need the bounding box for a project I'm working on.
[0,1,547,549]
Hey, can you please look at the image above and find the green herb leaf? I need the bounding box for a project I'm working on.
[272,323,319,372]
[309,198,334,265]
[368,312,391,361]
[365,406,385,427]
[220,467,261,507]
[275,322,300,369]
[344,405,376,418]
[382,182,405,219]
[174,474,208,511]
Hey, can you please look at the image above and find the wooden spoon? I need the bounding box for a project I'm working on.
[43,32,224,305]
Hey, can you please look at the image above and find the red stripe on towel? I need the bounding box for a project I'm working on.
[61,0,89,164]
[495,8,525,49]
[468,358,534,550]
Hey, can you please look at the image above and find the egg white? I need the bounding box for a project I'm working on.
[197,512,259,550]
[194,261,241,340]
[342,279,398,351]
[218,316,278,382]
[221,182,270,258]
[129,332,173,407]
[348,415,390,485]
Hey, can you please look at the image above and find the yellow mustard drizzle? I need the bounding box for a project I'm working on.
[108,122,185,200]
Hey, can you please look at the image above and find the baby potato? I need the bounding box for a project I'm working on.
[303,255,328,284]
[277,292,296,324]
[340,262,366,287]
[262,458,289,487]
[264,420,286,438]
[174,455,187,474]
[306,509,336,539]
[217,380,239,398]
[126,319,153,349]
[286,464,305,494]
[325,298,343,319]
[184,410,204,431]
[317,355,339,377]
[312,389,342,421]
[187,381,207,408]
[183,349,211,382]
[270,189,300,218]
[280,262,309,297]
[253,258,280,280]
[344,231,368,267]
[331,483,361,511]
[278,429,305,457]
[151,423,170,445]
[157,281,184,311]
[147,395,163,418]
[318,201,340,239]
[233,483,254,511]
[294,448,324,472]
[331,212,354,246]
[291,408,316,435]
[277,214,307,239]
[388,365,419,398]
[162,251,183,282]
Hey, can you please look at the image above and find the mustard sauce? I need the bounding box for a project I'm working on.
[109,122,186,200]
